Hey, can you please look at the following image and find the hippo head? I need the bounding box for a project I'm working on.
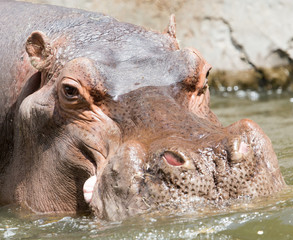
[13,17,285,220]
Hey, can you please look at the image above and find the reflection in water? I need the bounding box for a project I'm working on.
[1,94,293,239]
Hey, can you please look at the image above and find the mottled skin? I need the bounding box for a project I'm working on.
[0,2,285,221]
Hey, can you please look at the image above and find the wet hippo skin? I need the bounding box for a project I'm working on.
[0,2,285,221]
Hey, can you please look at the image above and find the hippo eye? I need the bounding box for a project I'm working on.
[63,84,79,99]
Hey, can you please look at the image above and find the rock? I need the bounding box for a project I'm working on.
[24,0,293,90]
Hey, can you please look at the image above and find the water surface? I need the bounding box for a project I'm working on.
[1,93,293,239]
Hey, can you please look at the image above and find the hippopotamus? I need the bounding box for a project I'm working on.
[0,2,286,221]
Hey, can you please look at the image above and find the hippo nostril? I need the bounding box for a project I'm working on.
[163,151,185,166]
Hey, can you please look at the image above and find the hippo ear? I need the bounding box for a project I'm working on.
[165,14,176,39]
[25,31,53,71]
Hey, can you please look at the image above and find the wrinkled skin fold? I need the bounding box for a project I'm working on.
[0,2,286,221]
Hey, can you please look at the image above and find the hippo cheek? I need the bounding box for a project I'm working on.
[87,141,149,221]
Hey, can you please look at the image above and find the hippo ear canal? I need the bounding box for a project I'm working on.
[25,31,53,71]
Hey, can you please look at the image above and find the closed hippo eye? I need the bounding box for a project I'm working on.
[163,151,185,166]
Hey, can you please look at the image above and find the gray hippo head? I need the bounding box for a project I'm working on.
[6,12,285,221]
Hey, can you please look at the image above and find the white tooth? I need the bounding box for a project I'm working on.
[83,175,97,203]
[84,192,93,204]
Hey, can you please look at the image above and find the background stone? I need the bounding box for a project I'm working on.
[22,0,293,91]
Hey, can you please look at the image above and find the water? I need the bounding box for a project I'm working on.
[1,94,293,239]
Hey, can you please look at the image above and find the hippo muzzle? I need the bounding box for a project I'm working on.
[87,86,285,221]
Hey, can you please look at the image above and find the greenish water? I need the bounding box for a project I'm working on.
[1,93,293,239]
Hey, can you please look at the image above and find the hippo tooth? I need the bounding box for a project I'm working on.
[83,175,97,204]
